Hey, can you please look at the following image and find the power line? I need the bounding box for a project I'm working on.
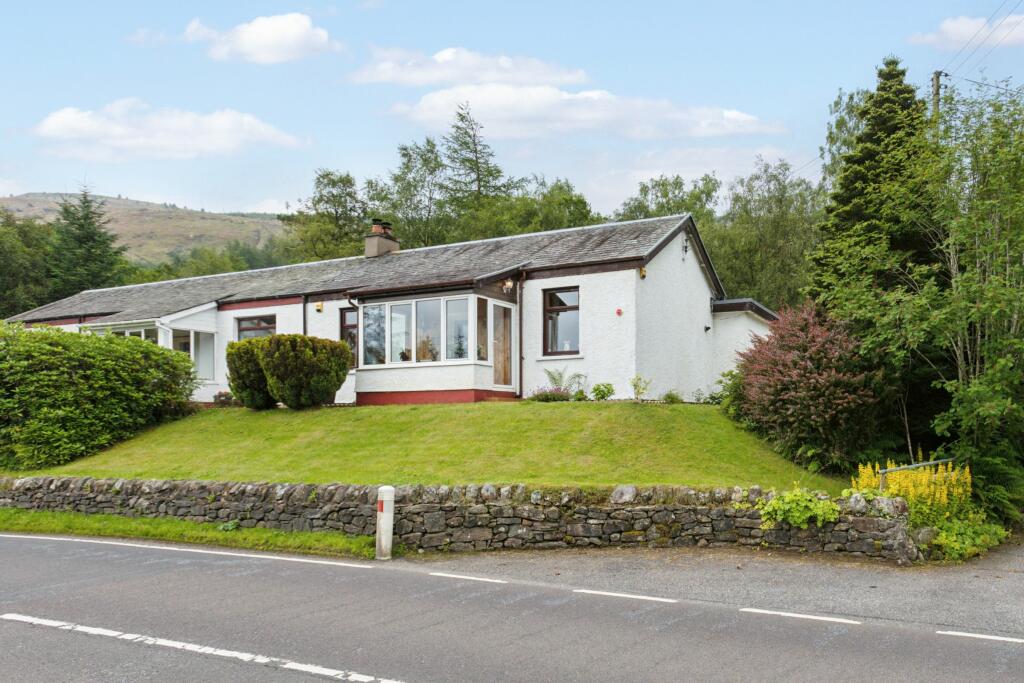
[963,3,1024,75]
[947,73,1022,94]
[949,0,1023,75]
[943,0,1010,73]
[954,0,1024,75]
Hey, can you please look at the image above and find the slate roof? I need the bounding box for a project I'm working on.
[8,214,719,325]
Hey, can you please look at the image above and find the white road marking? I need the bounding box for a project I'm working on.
[1,613,401,682]
[573,589,678,604]
[936,630,1024,644]
[740,608,861,625]
[0,533,373,569]
[429,572,508,584]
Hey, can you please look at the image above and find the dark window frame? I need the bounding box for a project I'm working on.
[236,315,276,340]
[340,307,359,368]
[542,286,580,356]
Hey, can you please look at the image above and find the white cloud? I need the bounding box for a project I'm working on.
[352,47,587,86]
[909,15,1024,50]
[394,84,781,140]
[33,98,300,161]
[184,13,340,64]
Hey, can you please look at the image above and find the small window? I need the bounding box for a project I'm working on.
[390,303,413,362]
[172,329,191,354]
[416,300,441,362]
[543,287,579,355]
[476,298,489,361]
[194,331,215,380]
[445,299,469,360]
[144,328,159,343]
[237,315,276,340]
[340,308,359,367]
[362,305,386,365]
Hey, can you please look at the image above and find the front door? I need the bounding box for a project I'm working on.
[493,303,512,386]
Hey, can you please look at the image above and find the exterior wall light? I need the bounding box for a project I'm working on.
[314,302,324,313]
[639,266,647,279]
[501,278,515,294]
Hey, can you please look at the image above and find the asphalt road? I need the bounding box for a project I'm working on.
[1,534,1021,682]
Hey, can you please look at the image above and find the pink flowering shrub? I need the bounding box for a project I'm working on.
[722,301,882,472]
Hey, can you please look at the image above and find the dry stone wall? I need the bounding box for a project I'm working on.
[0,477,919,564]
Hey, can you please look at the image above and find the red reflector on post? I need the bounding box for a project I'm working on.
[377,499,384,512]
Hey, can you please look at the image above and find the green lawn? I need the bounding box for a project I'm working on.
[10,403,841,494]
[0,508,376,559]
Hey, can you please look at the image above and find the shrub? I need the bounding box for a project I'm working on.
[0,323,197,469]
[661,390,684,404]
[591,383,614,401]
[528,387,571,402]
[725,302,883,472]
[629,374,652,401]
[543,367,586,393]
[212,391,238,407]
[226,338,276,410]
[257,334,352,409]
[755,488,839,530]
[572,389,589,402]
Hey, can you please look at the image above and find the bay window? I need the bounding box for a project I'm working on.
[543,287,579,355]
[476,298,489,361]
[416,300,442,362]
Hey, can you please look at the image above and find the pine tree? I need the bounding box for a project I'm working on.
[48,189,127,300]
[441,103,515,207]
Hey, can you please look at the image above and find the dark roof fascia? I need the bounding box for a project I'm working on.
[676,215,726,299]
[711,298,778,322]
[524,257,643,281]
[473,261,532,287]
[641,221,686,266]
[346,278,476,300]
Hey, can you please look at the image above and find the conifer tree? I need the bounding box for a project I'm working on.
[441,103,516,206]
[48,189,127,300]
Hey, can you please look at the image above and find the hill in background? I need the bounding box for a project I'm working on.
[0,193,286,264]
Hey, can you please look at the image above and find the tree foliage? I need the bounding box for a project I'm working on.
[47,190,128,300]
[226,337,277,410]
[0,211,53,318]
[614,173,720,228]
[257,334,352,409]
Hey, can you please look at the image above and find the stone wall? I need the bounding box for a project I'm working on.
[0,477,919,564]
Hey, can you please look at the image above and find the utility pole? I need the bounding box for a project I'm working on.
[932,70,942,120]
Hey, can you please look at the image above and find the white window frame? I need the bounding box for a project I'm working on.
[358,294,500,370]
[170,328,217,382]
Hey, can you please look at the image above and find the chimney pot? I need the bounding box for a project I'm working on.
[365,220,399,257]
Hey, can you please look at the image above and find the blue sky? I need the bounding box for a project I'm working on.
[2,1,1021,214]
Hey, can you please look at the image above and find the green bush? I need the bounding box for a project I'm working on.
[0,323,197,469]
[528,387,571,402]
[755,488,839,530]
[930,515,1008,562]
[226,338,276,410]
[572,389,589,401]
[257,334,352,409]
[591,383,614,401]
[661,390,684,404]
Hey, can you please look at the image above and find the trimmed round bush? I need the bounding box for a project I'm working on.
[256,334,352,409]
[226,337,276,410]
[0,323,197,470]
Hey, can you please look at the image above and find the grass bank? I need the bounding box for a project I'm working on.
[0,508,377,559]
[10,403,841,494]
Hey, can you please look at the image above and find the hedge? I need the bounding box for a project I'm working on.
[226,337,276,410]
[0,323,197,470]
[257,334,352,409]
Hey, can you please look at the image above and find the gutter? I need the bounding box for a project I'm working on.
[517,271,525,398]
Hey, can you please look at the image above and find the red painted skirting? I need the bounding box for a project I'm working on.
[356,389,517,405]
[218,296,303,311]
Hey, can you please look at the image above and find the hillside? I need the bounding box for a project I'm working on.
[0,193,286,263]
[13,403,842,493]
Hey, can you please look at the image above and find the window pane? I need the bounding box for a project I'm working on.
[362,305,386,365]
[493,305,512,386]
[194,332,215,380]
[390,303,412,362]
[342,309,358,327]
[476,298,488,361]
[445,299,469,360]
[546,290,579,307]
[172,329,191,354]
[546,310,579,353]
[237,315,276,340]
[144,328,158,343]
[415,300,441,362]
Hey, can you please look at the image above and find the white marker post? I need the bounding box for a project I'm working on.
[375,485,395,561]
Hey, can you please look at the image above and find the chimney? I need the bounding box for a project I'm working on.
[365,218,399,257]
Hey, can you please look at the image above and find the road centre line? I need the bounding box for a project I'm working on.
[428,572,508,584]
[0,613,400,682]
[0,534,374,570]
[573,589,678,604]
[740,608,861,625]
[936,630,1024,644]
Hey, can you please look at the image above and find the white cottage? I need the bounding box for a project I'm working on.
[8,215,775,404]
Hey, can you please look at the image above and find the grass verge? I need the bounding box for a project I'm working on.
[9,403,842,494]
[0,508,378,559]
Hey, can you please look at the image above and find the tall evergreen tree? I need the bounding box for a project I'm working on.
[442,103,517,206]
[48,190,127,300]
